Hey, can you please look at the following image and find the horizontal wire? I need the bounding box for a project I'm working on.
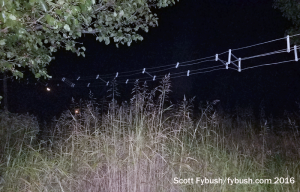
[62,56,299,88]
[242,59,296,71]
[232,36,287,51]
[178,59,216,67]
[289,33,300,38]
[54,53,298,87]
[242,48,290,61]
[45,33,300,86]
[75,55,217,80]
[71,66,227,87]
[60,33,293,82]
[41,57,297,88]
[218,50,230,56]
[230,48,290,63]
[144,60,219,76]
[66,57,218,81]
[189,67,228,75]
[145,59,216,74]
[168,67,227,79]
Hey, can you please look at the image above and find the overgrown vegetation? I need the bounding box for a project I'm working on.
[0,75,299,191]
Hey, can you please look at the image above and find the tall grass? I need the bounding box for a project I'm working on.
[0,75,299,191]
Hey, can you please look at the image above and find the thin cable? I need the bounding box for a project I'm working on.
[117,60,219,80]
[144,59,217,75]
[76,65,226,86]
[289,33,300,38]
[191,67,228,75]
[230,48,289,63]
[179,59,216,67]
[218,50,230,56]
[170,67,226,79]
[70,57,218,81]
[49,34,298,83]
[178,55,215,64]
[242,59,296,71]
[228,66,238,71]
[232,36,286,51]
[76,55,217,80]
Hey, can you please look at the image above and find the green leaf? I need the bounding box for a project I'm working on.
[57,0,64,5]
[72,6,81,14]
[80,4,87,13]
[66,44,71,50]
[0,0,176,80]
[96,36,103,42]
[35,73,41,78]
[9,14,16,20]
[73,18,79,27]
[45,14,55,25]
[6,52,12,58]
[64,24,70,31]
[13,70,23,78]
[29,0,37,5]
[40,0,48,12]
[119,10,124,17]
[56,9,62,15]
[0,39,6,45]
[105,38,110,45]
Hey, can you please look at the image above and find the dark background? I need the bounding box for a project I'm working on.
[2,0,300,123]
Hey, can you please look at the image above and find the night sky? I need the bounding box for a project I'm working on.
[3,0,300,123]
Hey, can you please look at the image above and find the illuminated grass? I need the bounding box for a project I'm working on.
[0,77,299,191]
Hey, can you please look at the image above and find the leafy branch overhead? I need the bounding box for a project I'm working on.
[0,0,178,79]
[273,0,300,44]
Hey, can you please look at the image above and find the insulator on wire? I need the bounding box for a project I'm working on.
[287,35,290,53]
[294,45,298,61]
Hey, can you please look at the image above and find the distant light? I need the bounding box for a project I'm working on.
[46,87,51,91]
[75,109,80,114]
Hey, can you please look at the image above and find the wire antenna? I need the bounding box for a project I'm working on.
[46,33,300,87]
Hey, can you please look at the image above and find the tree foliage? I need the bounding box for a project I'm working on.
[0,0,178,79]
[273,0,300,44]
